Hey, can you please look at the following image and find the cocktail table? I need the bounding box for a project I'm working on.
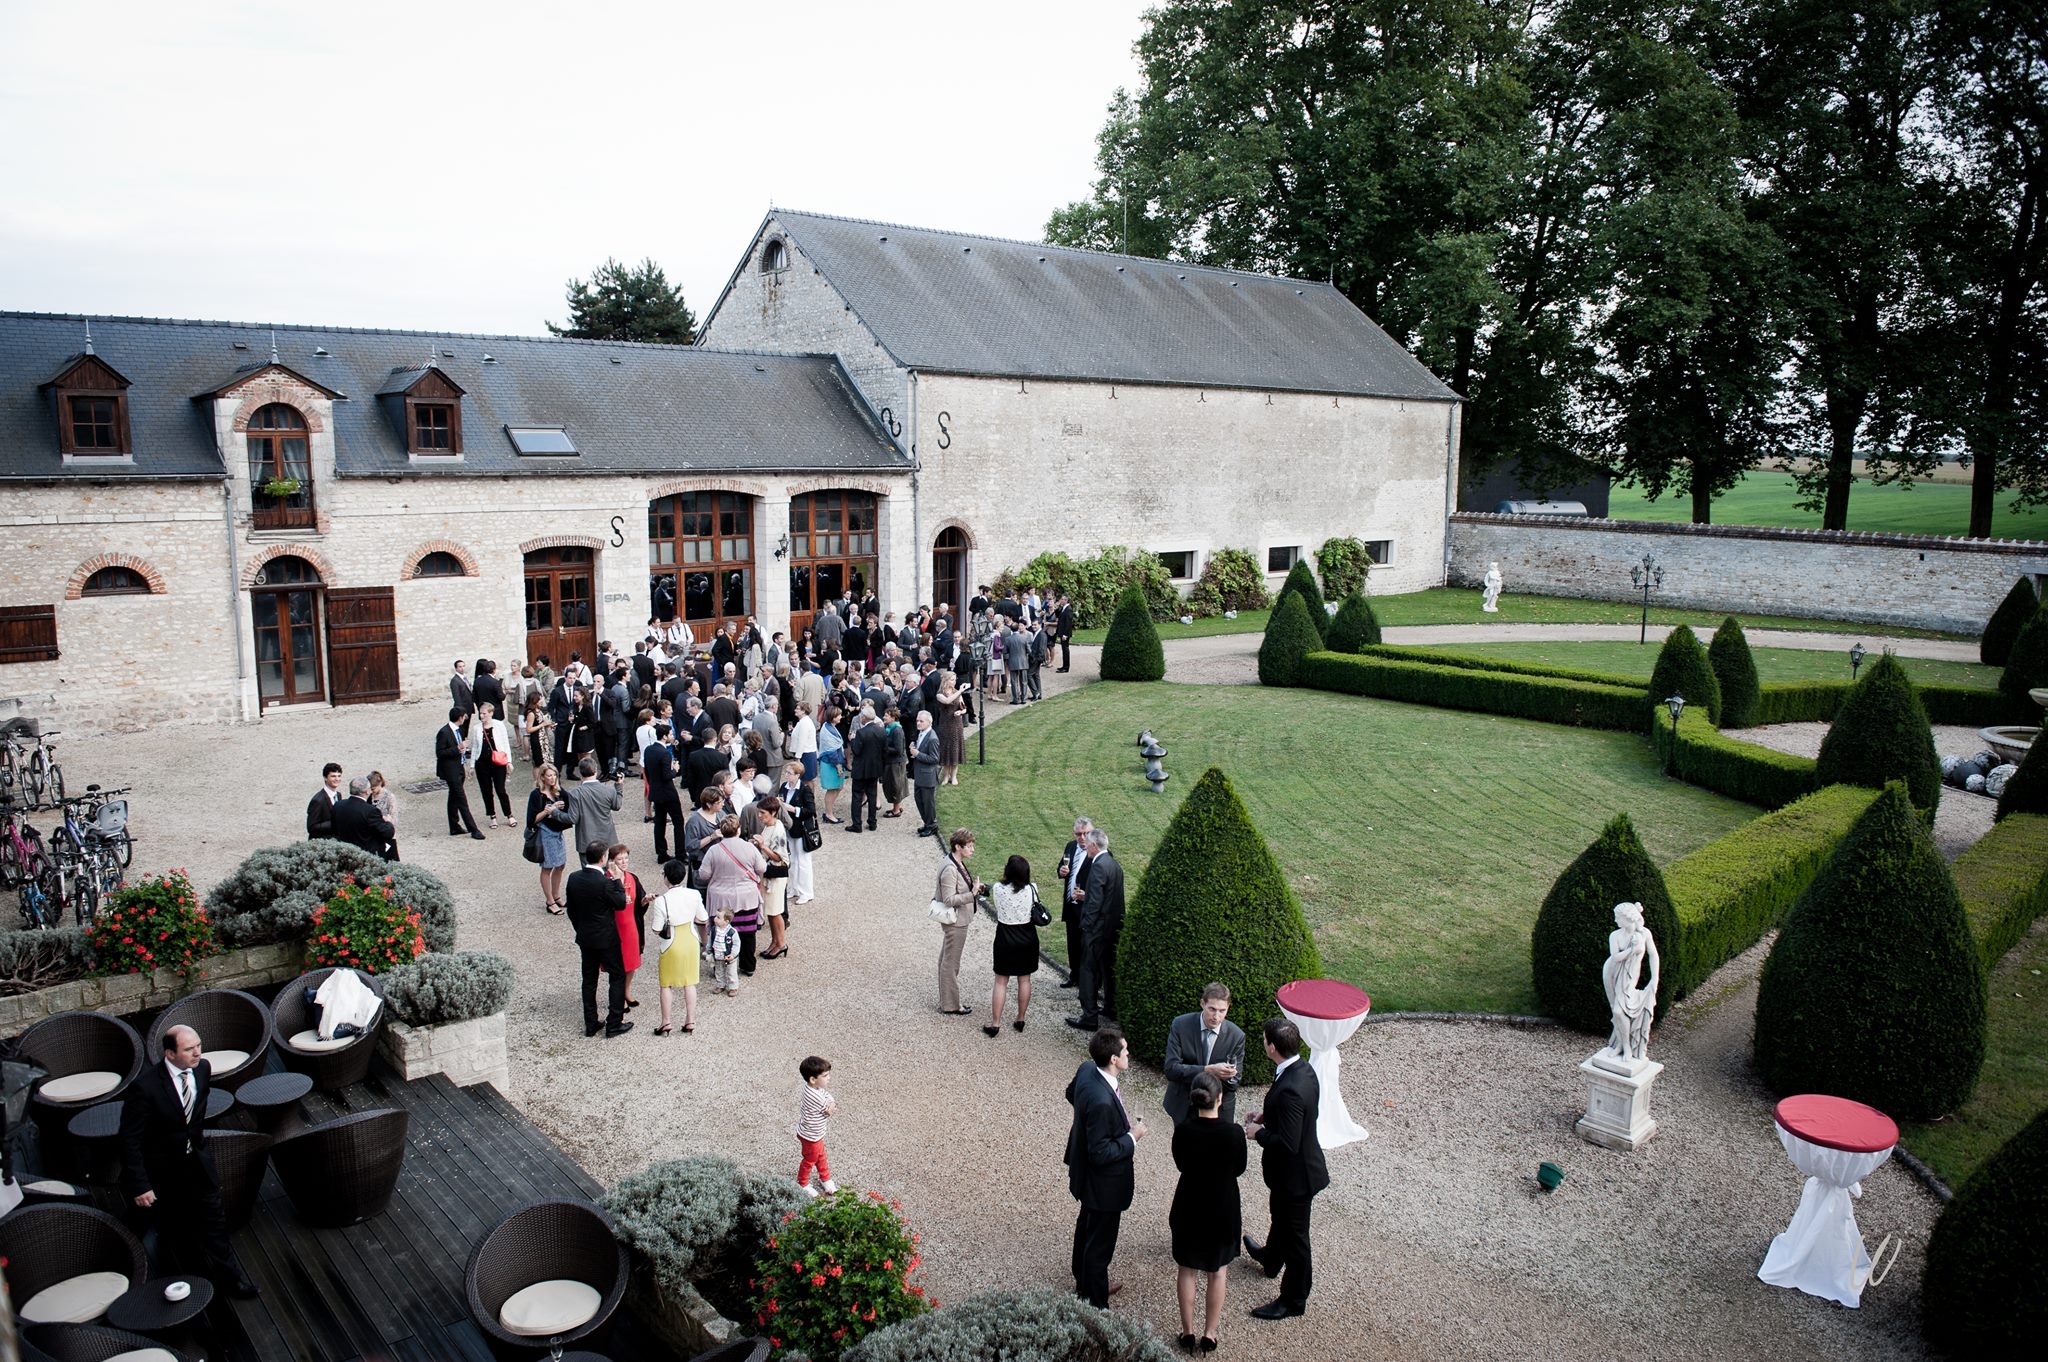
[1276,978,1373,1148]
[1758,1093,1899,1307]
[107,1273,214,1337]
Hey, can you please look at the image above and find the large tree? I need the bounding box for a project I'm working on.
[547,257,697,344]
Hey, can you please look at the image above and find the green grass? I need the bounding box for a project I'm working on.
[943,682,1754,1014]
[1405,640,2002,691]
[1901,922,2048,1187]
[1609,469,2048,540]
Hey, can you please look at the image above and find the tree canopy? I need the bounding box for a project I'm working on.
[548,257,697,344]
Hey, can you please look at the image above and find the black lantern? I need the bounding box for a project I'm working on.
[1629,555,1665,644]
[1849,642,1866,680]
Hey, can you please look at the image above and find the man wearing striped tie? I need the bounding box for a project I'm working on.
[1162,983,1247,1124]
[119,1025,259,1296]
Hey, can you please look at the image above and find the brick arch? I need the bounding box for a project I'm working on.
[241,543,337,589]
[783,476,902,498]
[928,518,977,550]
[228,389,327,434]
[400,539,481,578]
[66,553,169,600]
[518,534,605,556]
[645,478,771,501]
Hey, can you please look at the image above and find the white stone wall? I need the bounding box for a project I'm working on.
[1448,513,2048,634]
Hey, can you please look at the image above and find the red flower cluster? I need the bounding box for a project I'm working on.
[86,871,214,981]
[304,873,425,973]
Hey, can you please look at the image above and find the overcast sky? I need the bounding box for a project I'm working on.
[0,1,1149,336]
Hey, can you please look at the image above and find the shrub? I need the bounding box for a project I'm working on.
[207,841,385,946]
[87,870,215,980]
[845,1288,1178,1362]
[1274,560,1327,640]
[1530,814,1679,1032]
[1655,707,1819,810]
[1951,813,2048,973]
[1707,618,1762,728]
[1257,592,1320,687]
[1923,1107,2048,1359]
[1980,576,2039,666]
[385,863,457,953]
[604,1156,746,1293]
[1814,651,1942,818]
[1314,536,1374,600]
[1647,625,1721,725]
[2000,607,2048,708]
[1115,767,1321,1086]
[381,950,513,1026]
[1995,733,2048,822]
[997,546,1178,628]
[1753,679,2015,728]
[1099,584,1166,681]
[305,874,425,974]
[0,926,91,996]
[1186,548,1268,618]
[1324,591,1382,653]
[1753,782,1987,1120]
[752,1190,929,1361]
[1302,652,1648,731]
[1663,785,1879,996]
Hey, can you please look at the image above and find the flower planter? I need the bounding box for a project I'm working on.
[0,941,303,1038]
[376,1012,509,1090]
[625,1254,748,1359]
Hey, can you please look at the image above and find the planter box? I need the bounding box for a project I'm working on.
[377,1012,509,1090]
[626,1257,748,1359]
[0,941,302,1039]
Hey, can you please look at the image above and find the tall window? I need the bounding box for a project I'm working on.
[68,396,121,450]
[248,404,315,531]
[410,402,456,452]
[761,238,789,273]
[648,491,753,625]
[789,490,878,631]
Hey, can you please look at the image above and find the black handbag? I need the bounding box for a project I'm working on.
[521,825,543,864]
[1029,886,1052,928]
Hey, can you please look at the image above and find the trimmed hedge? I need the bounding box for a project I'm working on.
[1752,678,2015,728]
[1276,559,1327,640]
[1369,645,1638,689]
[1754,782,1987,1121]
[1996,732,2048,821]
[1815,652,1942,817]
[1921,1104,2048,1357]
[381,950,514,1026]
[1648,624,1722,725]
[1099,583,1165,681]
[1708,617,1762,728]
[1115,766,1321,1087]
[1662,785,1879,997]
[0,925,92,996]
[1980,576,2039,666]
[2000,607,2048,707]
[1530,814,1678,1032]
[207,842,457,953]
[1950,813,2048,974]
[1325,590,1382,653]
[1302,651,1648,730]
[1653,707,1819,809]
[1257,591,1321,686]
[846,1288,1178,1362]
[601,1155,808,1297]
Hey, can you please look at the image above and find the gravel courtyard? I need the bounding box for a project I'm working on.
[55,636,1950,1362]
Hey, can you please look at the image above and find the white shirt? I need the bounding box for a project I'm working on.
[635,723,659,759]
[791,715,818,758]
[166,1060,197,1116]
[1273,1054,1299,1080]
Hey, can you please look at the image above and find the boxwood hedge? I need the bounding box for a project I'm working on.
[1530,813,1678,1031]
[1257,591,1321,687]
[1950,813,2048,974]
[1325,590,1382,653]
[1275,559,1327,640]
[1815,652,1942,818]
[1921,1104,2048,1357]
[1648,625,1722,725]
[1708,618,1762,728]
[1301,652,1647,730]
[1099,583,1165,681]
[1752,678,2014,728]
[1995,733,2047,822]
[1360,645,1637,688]
[1980,576,2039,666]
[1654,707,1818,809]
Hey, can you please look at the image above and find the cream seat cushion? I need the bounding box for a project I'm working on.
[39,1070,122,1103]
[287,1029,357,1054]
[498,1278,602,1337]
[102,1350,179,1362]
[24,1179,84,1195]
[19,1269,129,1323]
[205,1048,252,1075]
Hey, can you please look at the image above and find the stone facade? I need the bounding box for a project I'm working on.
[0,941,300,1038]
[377,1010,509,1090]
[1448,513,2048,634]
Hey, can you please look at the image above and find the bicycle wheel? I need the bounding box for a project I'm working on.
[113,830,134,869]
[0,831,18,890]
[44,755,63,808]
[24,750,46,809]
[73,863,100,929]
[22,855,57,930]
[0,744,15,800]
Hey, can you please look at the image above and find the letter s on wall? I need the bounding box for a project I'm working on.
[610,514,626,547]
[936,412,952,450]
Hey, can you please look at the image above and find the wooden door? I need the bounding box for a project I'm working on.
[524,547,597,670]
[326,587,399,705]
[252,588,325,707]
[932,527,967,621]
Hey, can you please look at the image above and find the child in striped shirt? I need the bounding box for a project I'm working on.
[796,1055,837,1197]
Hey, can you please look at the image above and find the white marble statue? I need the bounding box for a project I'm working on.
[1602,901,1660,1064]
[1481,562,1503,613]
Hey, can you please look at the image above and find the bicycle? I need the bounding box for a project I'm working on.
[75,783,134,871]
[0,796,59,929]
[49,789,124,929]
[0,718,63,811]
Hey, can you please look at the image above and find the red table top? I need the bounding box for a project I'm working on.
[1774,1094,1898,1153]
[1278,978,1372,1020]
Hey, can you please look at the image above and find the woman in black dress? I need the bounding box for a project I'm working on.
[984,854,1040,1035]
[1169,1072,1247,1353]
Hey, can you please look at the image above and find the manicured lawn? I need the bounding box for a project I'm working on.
[1405,640,2002,691]
[1609,469,2048,540]
[1901,921,2048,1187]
[943,682,1754,1014]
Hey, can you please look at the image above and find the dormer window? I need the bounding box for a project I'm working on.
[377,363,466,458]
[45,354,133,458]
[761,238,789,273]
[410,400,459,453]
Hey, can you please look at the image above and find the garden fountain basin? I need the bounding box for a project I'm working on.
[1980,726,2037,765]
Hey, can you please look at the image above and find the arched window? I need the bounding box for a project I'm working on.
[761,238,789,273]
[412,551,466,578]
[80,565,151,597]
[248,404,316,531]
[253,554,322,587]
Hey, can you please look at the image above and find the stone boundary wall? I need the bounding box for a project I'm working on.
[0,941,301,1037]
[1447,512,2048,634]
[377,1012,509,1090]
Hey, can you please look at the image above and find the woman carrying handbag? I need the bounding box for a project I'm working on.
[932,828,982,1016]
[985,854,1044,1035]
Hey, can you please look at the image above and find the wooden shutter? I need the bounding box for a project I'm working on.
[326,587,399,705]
[0,605,59,664]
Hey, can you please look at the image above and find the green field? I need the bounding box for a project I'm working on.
[1609,469,2048,540]
[1405,640,2002,691]
[943,682,1753,1014]
[1902,923,2048,1186]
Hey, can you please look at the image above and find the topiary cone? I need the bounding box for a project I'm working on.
[1099,582,1165,681]
[1257,591,1322,687]
[1921,1103,2048,1357]
[1999,607,2048,710]
[1707,617,1761,728]
[1815,651,1942,818]
[1753,782,1986,1121]
[1980,576,2039,667]
[1994,730,2048,822]
[1647,624,1722,726]
[1277,559,1328,640]
[1326,590,1382,653]
[1115,766,1321,1086]
[1529,813,1679,1031]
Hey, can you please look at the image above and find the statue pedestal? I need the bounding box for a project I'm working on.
[1576,1052,1663,1152]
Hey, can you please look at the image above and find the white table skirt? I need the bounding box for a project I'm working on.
[1279,1005,1372,1148]
[1757,1124,1894,1307]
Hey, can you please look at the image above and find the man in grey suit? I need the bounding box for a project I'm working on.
[1065,829,1125,1030]
[1003,619,1030,704]
[1162,982,1246,1123]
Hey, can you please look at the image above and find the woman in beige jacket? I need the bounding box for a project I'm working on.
[934,827,983,1015]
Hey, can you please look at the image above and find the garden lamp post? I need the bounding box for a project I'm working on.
[971,634,990,766]
[1664,694,1686,774]
[1630,554,1664,644]
[1849,642,1866,680]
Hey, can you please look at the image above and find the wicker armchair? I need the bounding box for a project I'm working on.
[270,1108,409,1227]
[15,1013,143,1120]
[0,1204,148,1327]
[202,1127,273,1231]
[270,967,385,1091]
[22,1321,200,1362]
[466,1199,627,1358]
[687,1341,773,1362]
[146,988,273,1092]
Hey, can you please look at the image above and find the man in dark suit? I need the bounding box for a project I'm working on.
[1056,817,1093,991]
[847,711,887,832]
[1064,1028,1145,1308]
[548,673,575,769]
[705,685,741,734]
[435,707,484,839]
[644,724,685,863]
[332,777,396,859]
[1056,594,1076,672]
[120,1025,259,1295]
[631,640,656,694]
[1162,983,1247,1123]
[1066,830,1125,1030]
[564,843,631,1037]
[305,761,342,839]
[449,659,474,717]
[471,660,505,734]
[1243,1017,1332,1319]
[910,710,942,836]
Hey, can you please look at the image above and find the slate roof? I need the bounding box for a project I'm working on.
[0,313,908,481]
[722,209,1459,402]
